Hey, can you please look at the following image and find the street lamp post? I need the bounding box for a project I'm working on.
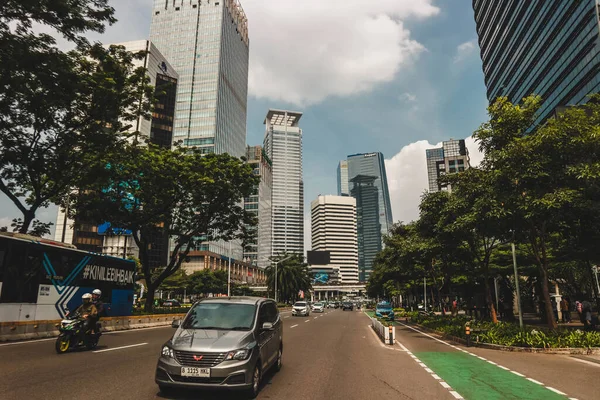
[227,241,232,296]
[272,254,294,303]
[511,241,523,329]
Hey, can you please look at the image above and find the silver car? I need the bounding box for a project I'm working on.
[156,297,283,397]
[312,302,324,313]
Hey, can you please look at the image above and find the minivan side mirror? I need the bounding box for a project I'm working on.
[172,319,181,328]
[261,322,274,331]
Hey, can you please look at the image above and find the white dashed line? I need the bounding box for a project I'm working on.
[425,367,434,373]
[290,324,298,328]
[397,321,574,399]
[431,374,442,380]
[304,319,310,323]
[440,381,451,389]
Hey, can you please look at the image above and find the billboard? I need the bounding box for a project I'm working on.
[307,251,330,265]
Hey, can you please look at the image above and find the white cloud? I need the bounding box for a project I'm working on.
[384,136,483,224]
[399,92,417,102]
[453,39,477,64]
[244,0,440,106]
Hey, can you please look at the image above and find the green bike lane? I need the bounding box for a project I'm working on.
[393,323,575,400]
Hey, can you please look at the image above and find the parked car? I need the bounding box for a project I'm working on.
[312,302,324,313]
[375,301,395,321]
[292,301,310,317]
[342,301,354,311]
[156,297,283,398]
[162,299,181,307]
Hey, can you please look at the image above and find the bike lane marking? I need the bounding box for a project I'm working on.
[397,322,575,400]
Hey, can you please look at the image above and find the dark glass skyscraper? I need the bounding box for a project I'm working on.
[350,175,381,282]
[473,0,600,126]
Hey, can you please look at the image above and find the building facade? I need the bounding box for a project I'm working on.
[311,195,359,284]
[263,109,304,257]
[350,175,381,282]
[473,0,600,126]
[426,139,470,193]
[55,40,178,271]
[243,145,273,270]
[150,0,249,260]
[337,160,349,196]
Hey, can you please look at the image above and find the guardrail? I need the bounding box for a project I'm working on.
[370,316,395,345]
[0,313,186,342]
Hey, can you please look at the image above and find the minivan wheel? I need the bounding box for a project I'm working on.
[246,362,261,398]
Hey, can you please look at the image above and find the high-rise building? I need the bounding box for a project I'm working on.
[426,139,470,193]
[346,152,393,238]
[350,175,381,282]
[263,109,304,257]
[473,0,600,126]
[311,195,359,284]
[150,0,249,260]
[55,40,178,271]
[149,0,249,157]
[337,160,349,196]
[243,145,273,270]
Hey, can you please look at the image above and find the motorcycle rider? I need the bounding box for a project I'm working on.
[91,289,104,333]
[74,293,98,338]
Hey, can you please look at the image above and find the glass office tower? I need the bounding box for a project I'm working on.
[350,175,381,282]
[337,160,349,196]
[150,0,249,158]
[473,0,600,126]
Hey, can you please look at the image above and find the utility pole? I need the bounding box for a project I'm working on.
[512,241,523,328]
[227,241,232,296]
[424,277,427,312]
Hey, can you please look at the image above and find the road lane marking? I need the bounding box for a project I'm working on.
[290,324,299,328]
[432,374,442,380]
[0,338,56,347]
[440,381,451,389]
[314,317,318,319]
[397,322,572,399]
[304,319,310,323]
[284,316,290,319]
[449,391,463,399]
[570,357,600,368]
[93,342,147,353]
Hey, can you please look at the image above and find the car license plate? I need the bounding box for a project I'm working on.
[181,367,210,377]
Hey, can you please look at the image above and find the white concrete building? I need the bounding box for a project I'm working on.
[311,195,359,284]
[264,109,304,256]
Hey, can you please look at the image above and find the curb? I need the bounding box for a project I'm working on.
[407,321,600,355]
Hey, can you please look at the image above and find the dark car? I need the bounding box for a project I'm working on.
[162,299,181,307]
[342,301,354,311]
[156,297,283,398]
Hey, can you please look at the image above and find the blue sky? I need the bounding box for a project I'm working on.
[0,0,489,248]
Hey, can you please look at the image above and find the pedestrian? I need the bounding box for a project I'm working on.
[576,300,583,323]
[582,300,593,331]
[560,297,569,323]
[451,299,458,317]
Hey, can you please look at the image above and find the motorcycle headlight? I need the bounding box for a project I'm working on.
[225,348,251,361]
[162,346,174,358]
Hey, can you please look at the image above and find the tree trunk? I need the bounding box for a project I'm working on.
[586,260,600,312]
[19,210,35,234]
[484,277,498,323]
[539,265,557,329]
[144,283,156,313]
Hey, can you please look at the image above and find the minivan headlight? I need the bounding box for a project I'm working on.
[225,348,251,361]
[162,346,174,358]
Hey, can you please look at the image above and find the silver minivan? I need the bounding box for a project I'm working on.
[156,297,283,397]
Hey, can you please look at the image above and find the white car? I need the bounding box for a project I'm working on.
[292,301,310,316]
[312,302,324,313]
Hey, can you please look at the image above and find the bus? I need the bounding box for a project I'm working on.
[0,232,136,322]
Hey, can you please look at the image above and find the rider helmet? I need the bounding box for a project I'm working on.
[92,289,102,297]
[82,293,92,304]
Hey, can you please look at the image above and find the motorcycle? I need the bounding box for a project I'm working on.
[55,311,101,354]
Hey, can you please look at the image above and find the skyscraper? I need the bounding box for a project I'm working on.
[346,152,393,237]
[55,40,178,270]
[426,139,470,193]
[337,160,349,196]
[150,0,249,260]
[350,175,381,282]
[311,195,359,284]
[263,110,304,257]
[149,0,249,157]
[473,0,600,126]
[243,145,273,270]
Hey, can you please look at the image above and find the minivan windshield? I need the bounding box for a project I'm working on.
[182,302,256,330]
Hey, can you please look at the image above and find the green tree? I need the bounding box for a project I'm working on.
[71,145,259,311]
[189,269,228,296]
[265,254,312,303]
[159,269,190,297]
[0,2,149,234]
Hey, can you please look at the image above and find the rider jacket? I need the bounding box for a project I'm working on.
[93,300,104,317]
[77,302,98,319]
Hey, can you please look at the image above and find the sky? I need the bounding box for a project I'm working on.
[0,0,489,251]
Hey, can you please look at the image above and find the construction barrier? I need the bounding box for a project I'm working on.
[370,316,395,345]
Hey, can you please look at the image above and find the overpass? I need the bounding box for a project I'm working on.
[249,283,366,301]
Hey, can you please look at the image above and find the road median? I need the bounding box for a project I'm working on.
[0,313,186,342]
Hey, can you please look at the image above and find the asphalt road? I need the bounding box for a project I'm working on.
[0,309,598,400]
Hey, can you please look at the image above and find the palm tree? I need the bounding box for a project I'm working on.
[265,253,312,303]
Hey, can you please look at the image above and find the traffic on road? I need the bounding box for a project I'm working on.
[1,297,599,400]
